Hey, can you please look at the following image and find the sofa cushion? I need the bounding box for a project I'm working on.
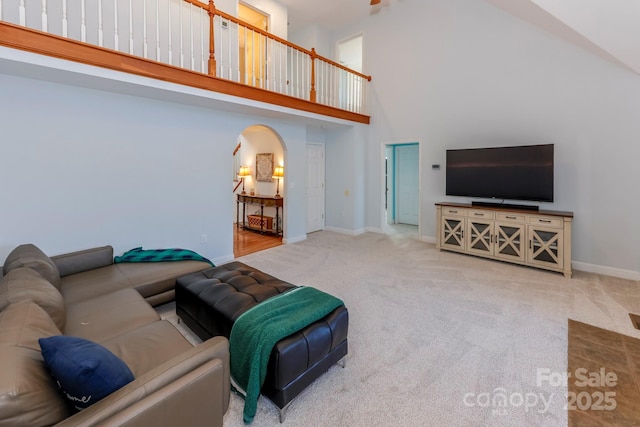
[59,265,132,305]
[64,288,159,343]
[3,244,61,289]
[101,320,194,377]
[0,267,66,331]
[51,245,114,277]
[39,335,135,411]
[0,301,69,426]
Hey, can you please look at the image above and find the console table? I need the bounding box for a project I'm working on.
[237,194,283,236]
[436,202,573,277]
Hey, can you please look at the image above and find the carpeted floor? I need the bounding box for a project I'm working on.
[158,229,640,426]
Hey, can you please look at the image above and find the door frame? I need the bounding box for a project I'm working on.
[380,140,422,235]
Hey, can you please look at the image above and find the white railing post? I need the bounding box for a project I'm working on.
[62,0,69,37]
[81,0,86,42]
[156,0,160,61]
[41,0,47,32]
[179,0,183,67]
[114,0,119,50]
[19,0,25,26]
[97,0,102,45]
[143,0,147,57]
[189,5,195,71]
[128,0,133,54]
[167,0,172,64]
[200,9,205,73]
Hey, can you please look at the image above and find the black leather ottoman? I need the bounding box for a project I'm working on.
[175,261,348,422]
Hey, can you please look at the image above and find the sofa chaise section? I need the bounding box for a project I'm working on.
[0,243,228,426]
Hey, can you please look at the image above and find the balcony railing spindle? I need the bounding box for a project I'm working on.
[19,0,24,26]
[0,0,370,116]
[143,0,147,57]
[128,0,133,53]
[167,0,172,64]
[41,0,46,32]
[179,0,183,67]
[114,0,119,50]
[155,0,160,60]
[80,0,86,42]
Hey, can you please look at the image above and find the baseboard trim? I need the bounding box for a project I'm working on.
[324,226,367,236]
[422,236,436,244]
[213,253,234,265]
[283,234,306,244]
[572,261,640,281]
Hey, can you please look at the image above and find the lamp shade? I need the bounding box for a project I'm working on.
[272,166,284,179]
[238,166,251,177]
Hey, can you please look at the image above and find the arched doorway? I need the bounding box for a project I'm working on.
[233,125,286,257]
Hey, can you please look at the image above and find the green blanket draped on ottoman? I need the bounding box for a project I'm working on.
[229,286,344,424]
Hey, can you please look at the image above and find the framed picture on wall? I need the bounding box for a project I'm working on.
[256,153,274,182]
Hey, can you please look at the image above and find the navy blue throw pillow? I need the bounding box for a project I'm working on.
[39,335,134,410]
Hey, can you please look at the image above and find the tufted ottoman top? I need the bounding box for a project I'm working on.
[175,261,296,338]
[175,261,349,419]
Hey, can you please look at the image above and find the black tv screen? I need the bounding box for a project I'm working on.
[446,144,554,202]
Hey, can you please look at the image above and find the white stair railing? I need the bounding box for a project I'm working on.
[1,0,370,115]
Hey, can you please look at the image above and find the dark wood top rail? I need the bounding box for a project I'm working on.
[435,202,574,218]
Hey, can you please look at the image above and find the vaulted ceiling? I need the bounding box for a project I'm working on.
[279,0,640,75]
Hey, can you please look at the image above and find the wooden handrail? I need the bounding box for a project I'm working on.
[208,3,372,81]
[0,0,371,118]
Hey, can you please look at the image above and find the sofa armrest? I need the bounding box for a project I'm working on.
[54,336,230,427]
[51,246,114,277]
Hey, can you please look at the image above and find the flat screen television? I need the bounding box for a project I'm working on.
[446,144,554,202]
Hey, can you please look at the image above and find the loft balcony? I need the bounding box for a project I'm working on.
[0,0,370,124]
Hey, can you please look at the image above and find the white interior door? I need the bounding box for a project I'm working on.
[396,144,419,225]
[306,143,325,233]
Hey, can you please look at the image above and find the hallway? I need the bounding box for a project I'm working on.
[234,226,282,258]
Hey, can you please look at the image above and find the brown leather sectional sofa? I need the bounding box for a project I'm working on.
[0,244,230,427]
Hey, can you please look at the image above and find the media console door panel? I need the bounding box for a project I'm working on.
[466,218,493,256]
[494,221,526,263]
[440,207,467,251]
[436,203,572,277]
[527,225,564,270]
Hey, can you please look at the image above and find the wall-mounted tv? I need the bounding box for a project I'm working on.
[446,144,554,202]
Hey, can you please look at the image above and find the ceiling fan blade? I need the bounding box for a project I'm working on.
[370,0,381,5]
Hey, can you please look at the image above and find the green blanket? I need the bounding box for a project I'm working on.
[113,247,214,266]
[230,286,344,424]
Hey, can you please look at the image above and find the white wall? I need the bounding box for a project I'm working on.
[289,24,333,58]
[325,0,640,276]
[0,73,309,263]
[242,0,288,39]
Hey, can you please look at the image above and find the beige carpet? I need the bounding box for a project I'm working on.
[159,229,640,426]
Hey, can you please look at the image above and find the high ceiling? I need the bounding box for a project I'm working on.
[277,0,386,33]
[278,0,640,75]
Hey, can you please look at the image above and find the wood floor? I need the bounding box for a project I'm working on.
[233,225,283,258]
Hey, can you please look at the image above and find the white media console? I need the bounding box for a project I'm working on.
[436,202,573,277]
